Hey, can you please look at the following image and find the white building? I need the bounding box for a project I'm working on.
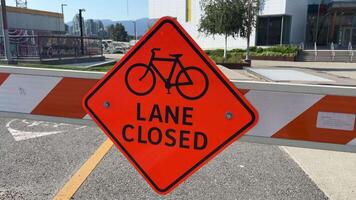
[149,0,309,49]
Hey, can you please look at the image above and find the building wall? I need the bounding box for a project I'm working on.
[148,0,308,49]
[260,0,287,16]
[285,0,308,44]
[0,6,64,33]
[149,0,252,50]
[149,0,186,21]
[259,0,308,44]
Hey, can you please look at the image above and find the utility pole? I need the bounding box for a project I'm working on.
[79,9,85,56]
[1,0,13,63]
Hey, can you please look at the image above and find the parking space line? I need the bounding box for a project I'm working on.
[53,139,113,200]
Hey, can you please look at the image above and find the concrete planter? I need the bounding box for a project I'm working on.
[217,62,251,69]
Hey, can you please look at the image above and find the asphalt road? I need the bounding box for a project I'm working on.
[0,117,328,200]
[0,117,106,199]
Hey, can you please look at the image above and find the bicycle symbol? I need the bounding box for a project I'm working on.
[125,48,209,100]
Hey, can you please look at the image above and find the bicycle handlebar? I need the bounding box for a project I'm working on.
[151,48,161,53]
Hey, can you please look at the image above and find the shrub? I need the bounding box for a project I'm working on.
[264,45,299,54]
[204,44,299,63]
[256,47,264,53]
[248,46,257,52]
[230,48,245,53]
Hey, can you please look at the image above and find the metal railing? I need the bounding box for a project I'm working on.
[0,35,103,60]
[348,42,354,62]
[301,42,356,62]
[331,42,335,61]
[314,42,317,61]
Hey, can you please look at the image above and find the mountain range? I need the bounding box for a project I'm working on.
[66,18,157,36]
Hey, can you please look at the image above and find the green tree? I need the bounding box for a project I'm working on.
[198,0,244,62]
[240,0,263,61]
[107,23,129,42]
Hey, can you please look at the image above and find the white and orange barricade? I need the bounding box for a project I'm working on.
[0,65,355,152]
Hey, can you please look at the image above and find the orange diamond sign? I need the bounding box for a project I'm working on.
[83,17,258,194]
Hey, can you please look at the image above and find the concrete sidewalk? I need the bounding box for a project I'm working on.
[252,60,356,71]
[249,60,356,86]
[282,147,356,200]
[250,60,356,200]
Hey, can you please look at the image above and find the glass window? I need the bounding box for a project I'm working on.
[268,17,282,45]
[256,17,268,45]
[256,16,291,46]
[306,0,356,47]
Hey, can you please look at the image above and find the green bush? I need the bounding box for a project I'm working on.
[256,47,264,53]
[263,45,299,54]
[248,46,257,52]
[204,45,299,63]
[230,48,245,53]
[208,52,243,63]
[205,49,225,57]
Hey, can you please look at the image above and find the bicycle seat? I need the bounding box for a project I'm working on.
[169,54,183,58]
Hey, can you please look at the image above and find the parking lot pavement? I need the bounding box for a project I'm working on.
[0,117,329,200]
[0,117,106,199]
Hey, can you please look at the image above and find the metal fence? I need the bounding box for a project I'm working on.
[0,35,103,60]
[300,42,356,62]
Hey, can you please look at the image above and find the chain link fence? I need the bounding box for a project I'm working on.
[0,35,103,60]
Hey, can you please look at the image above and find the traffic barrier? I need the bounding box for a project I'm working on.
[0,65,355,153]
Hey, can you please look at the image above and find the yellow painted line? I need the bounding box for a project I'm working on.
[53,139,113,200]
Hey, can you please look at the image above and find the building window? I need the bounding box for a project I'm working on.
[256,15,291,46]
[305,0,356,48]
[186,0,192,22]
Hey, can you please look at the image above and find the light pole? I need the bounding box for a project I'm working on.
[61,4,67,15]
[60,4,67,33]
[1,0,13,63]
[79,9,85,55]
[132,20,137,43]
[315,0,321,45]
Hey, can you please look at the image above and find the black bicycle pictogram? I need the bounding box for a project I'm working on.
[125,48,209,100]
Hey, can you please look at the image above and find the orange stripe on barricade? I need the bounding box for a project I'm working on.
[31,78,98,118]
[238,89,249,95]
[0,73,9,86]
[272,95,356,144]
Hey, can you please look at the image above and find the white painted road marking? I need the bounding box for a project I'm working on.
[6,119,87,141]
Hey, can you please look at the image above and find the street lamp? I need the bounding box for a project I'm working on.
[132,20,137,44]
[59,4,67,33]
[79,9,85,55]
[61,4,67,15]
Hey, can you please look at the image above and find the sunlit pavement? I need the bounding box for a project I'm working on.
[0,117,328,199]
[282,147,356,200]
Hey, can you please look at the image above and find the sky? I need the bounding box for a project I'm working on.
[6,0,149,23]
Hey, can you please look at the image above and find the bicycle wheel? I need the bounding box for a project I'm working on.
[125,63,156,96]
[176,66,209,100]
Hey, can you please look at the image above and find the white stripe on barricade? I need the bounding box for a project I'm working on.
[0,74,62,113]
[245,90,324,137]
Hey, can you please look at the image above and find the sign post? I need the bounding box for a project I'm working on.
[83,17,258,194]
